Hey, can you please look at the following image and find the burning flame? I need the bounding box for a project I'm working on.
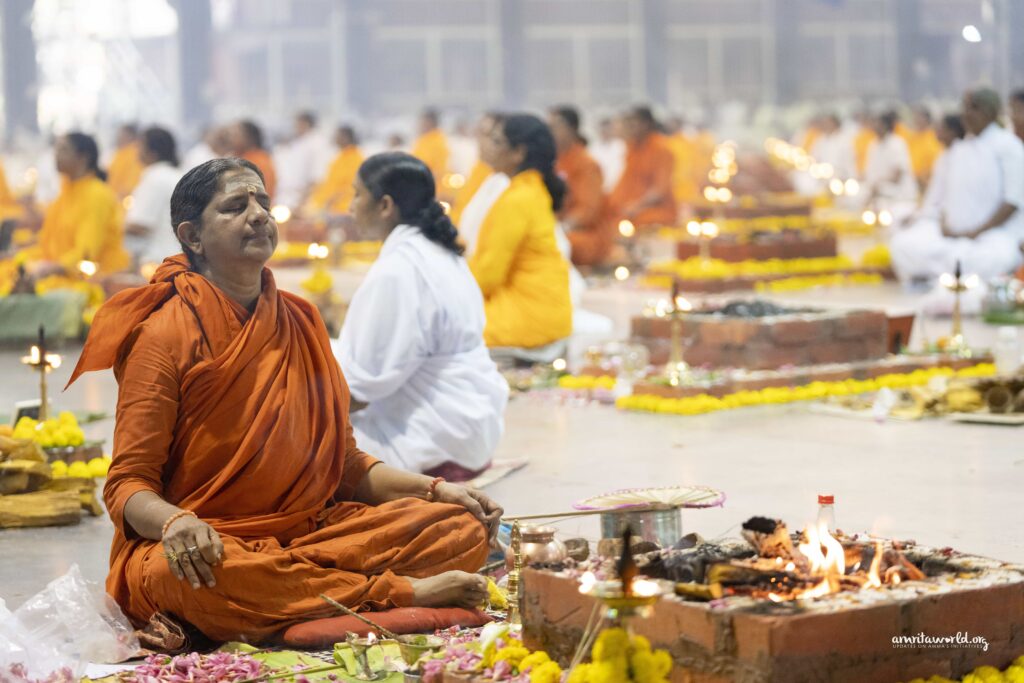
[797,520,846,598]
[307,243,330,260]
[366,631,377,644]
[578,571,597,595]
[865,541,884,588]
[631,579,661,598]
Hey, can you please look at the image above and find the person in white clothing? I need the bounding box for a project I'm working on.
[863,111,918,210]
[275,111,335,209]
[334,152,509,481]
[182,126,228,171]
[589,117,626,192]
[890,91,1024,290]
[124,127,183,269]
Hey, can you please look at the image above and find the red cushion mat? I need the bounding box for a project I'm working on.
[281,607,492,648]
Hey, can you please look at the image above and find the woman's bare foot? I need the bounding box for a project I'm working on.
[405,571,488,609]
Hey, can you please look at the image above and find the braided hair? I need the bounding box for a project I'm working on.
[358,152,464,256]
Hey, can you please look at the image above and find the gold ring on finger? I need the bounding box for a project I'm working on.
[164,550,178,562]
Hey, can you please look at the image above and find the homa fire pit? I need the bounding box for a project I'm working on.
[632,300,891,370]
[522,517,1024,683]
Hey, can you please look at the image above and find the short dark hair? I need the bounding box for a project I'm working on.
[170,157,265,269]
[1012,89,1024,105]
[878,110,899,134]
[141,126,179,166]
[237,120,265,149]
[421,108,439,127]
[550,105,586,145]
[119,123,139,138]
[631,105,658,128]
[941,114,966,140]
[358,152,463,256]
[337,125,358,145]
[297,111,316,127]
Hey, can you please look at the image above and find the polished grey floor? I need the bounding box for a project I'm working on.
[1,264,1021,610]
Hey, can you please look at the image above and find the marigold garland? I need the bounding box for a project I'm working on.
[615,364,996,416]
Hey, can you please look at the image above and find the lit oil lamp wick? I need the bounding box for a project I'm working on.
[21,326,62,421]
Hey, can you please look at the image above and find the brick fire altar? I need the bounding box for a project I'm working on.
[522,550,1024,683]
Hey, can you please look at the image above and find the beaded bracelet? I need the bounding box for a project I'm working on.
[427,477,446,501]
[161,510,196,538]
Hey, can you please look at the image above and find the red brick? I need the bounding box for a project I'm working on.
[810,340,863,365]
[768,319,828,346]
[767,603,903,657]
[739,345,809,370]
[836,311,888,341]
[906,583,1024,648]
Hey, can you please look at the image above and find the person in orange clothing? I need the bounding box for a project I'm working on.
[228,120,277,200]
[23,133,129,275]
[0,156,24,222]
[899,106,944,189]
[664,116,701,207]
[450,112,501,226]
[107,124,144,199]
[470,114,572,349]
[411,108,450,186]
[305,125,364,215]
[66,158,500,644]
[549,105,613,267]
[852,110,877,176]
[607,106,677,228]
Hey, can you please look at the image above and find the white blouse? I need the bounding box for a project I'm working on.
[334,224,509,473]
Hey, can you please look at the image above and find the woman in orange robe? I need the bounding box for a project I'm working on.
[549,106,613,266]
[107,125,144,199]
[229,120,277,200]
[607,106,677,228]
[68,158,498,643]
[305,126,364,215]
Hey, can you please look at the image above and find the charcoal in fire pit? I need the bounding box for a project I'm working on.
[637,542,753,583]
[741,517,801,564]
[716,300,804,318]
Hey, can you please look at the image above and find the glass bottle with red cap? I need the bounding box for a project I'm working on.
[817,494,836,534]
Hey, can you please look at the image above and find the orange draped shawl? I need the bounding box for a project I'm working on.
[70,255,488,640]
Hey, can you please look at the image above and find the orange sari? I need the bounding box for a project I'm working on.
[69,255,487,642]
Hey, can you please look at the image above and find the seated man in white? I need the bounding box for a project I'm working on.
[863,110,919,218]
[891,89,1024,292]
[333,152,509,482]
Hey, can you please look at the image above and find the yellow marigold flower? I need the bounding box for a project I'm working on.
[519,651,550,672]
[494,645,530,668]
[592,628,630,662]
[566,663,592,683]
[528,660,563,683]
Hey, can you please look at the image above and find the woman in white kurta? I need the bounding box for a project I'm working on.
[334,152,509,480]
[124,127,183,268]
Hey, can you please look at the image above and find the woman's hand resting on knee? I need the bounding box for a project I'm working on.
[434,483,503,544]
[163,515,224,589]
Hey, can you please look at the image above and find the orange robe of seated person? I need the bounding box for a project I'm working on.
[241,149,278,200]
[68,255,487,643]
[557,142,613,266]
[412,129,450,186]
[107,142,144,199]
[608,133,677,228]
[34,175,129,274]
[306,146,364,214]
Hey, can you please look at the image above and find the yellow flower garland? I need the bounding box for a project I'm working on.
[900,654,1024,683]
[557,375,617,391]
[647,255,859,281]
[567,628,672,683]
[616,364,996,416]
[753,272,883,293]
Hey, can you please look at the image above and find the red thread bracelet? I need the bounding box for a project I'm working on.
[427,477,446,501]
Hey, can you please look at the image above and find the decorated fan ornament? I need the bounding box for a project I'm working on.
[573,485,726,512]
